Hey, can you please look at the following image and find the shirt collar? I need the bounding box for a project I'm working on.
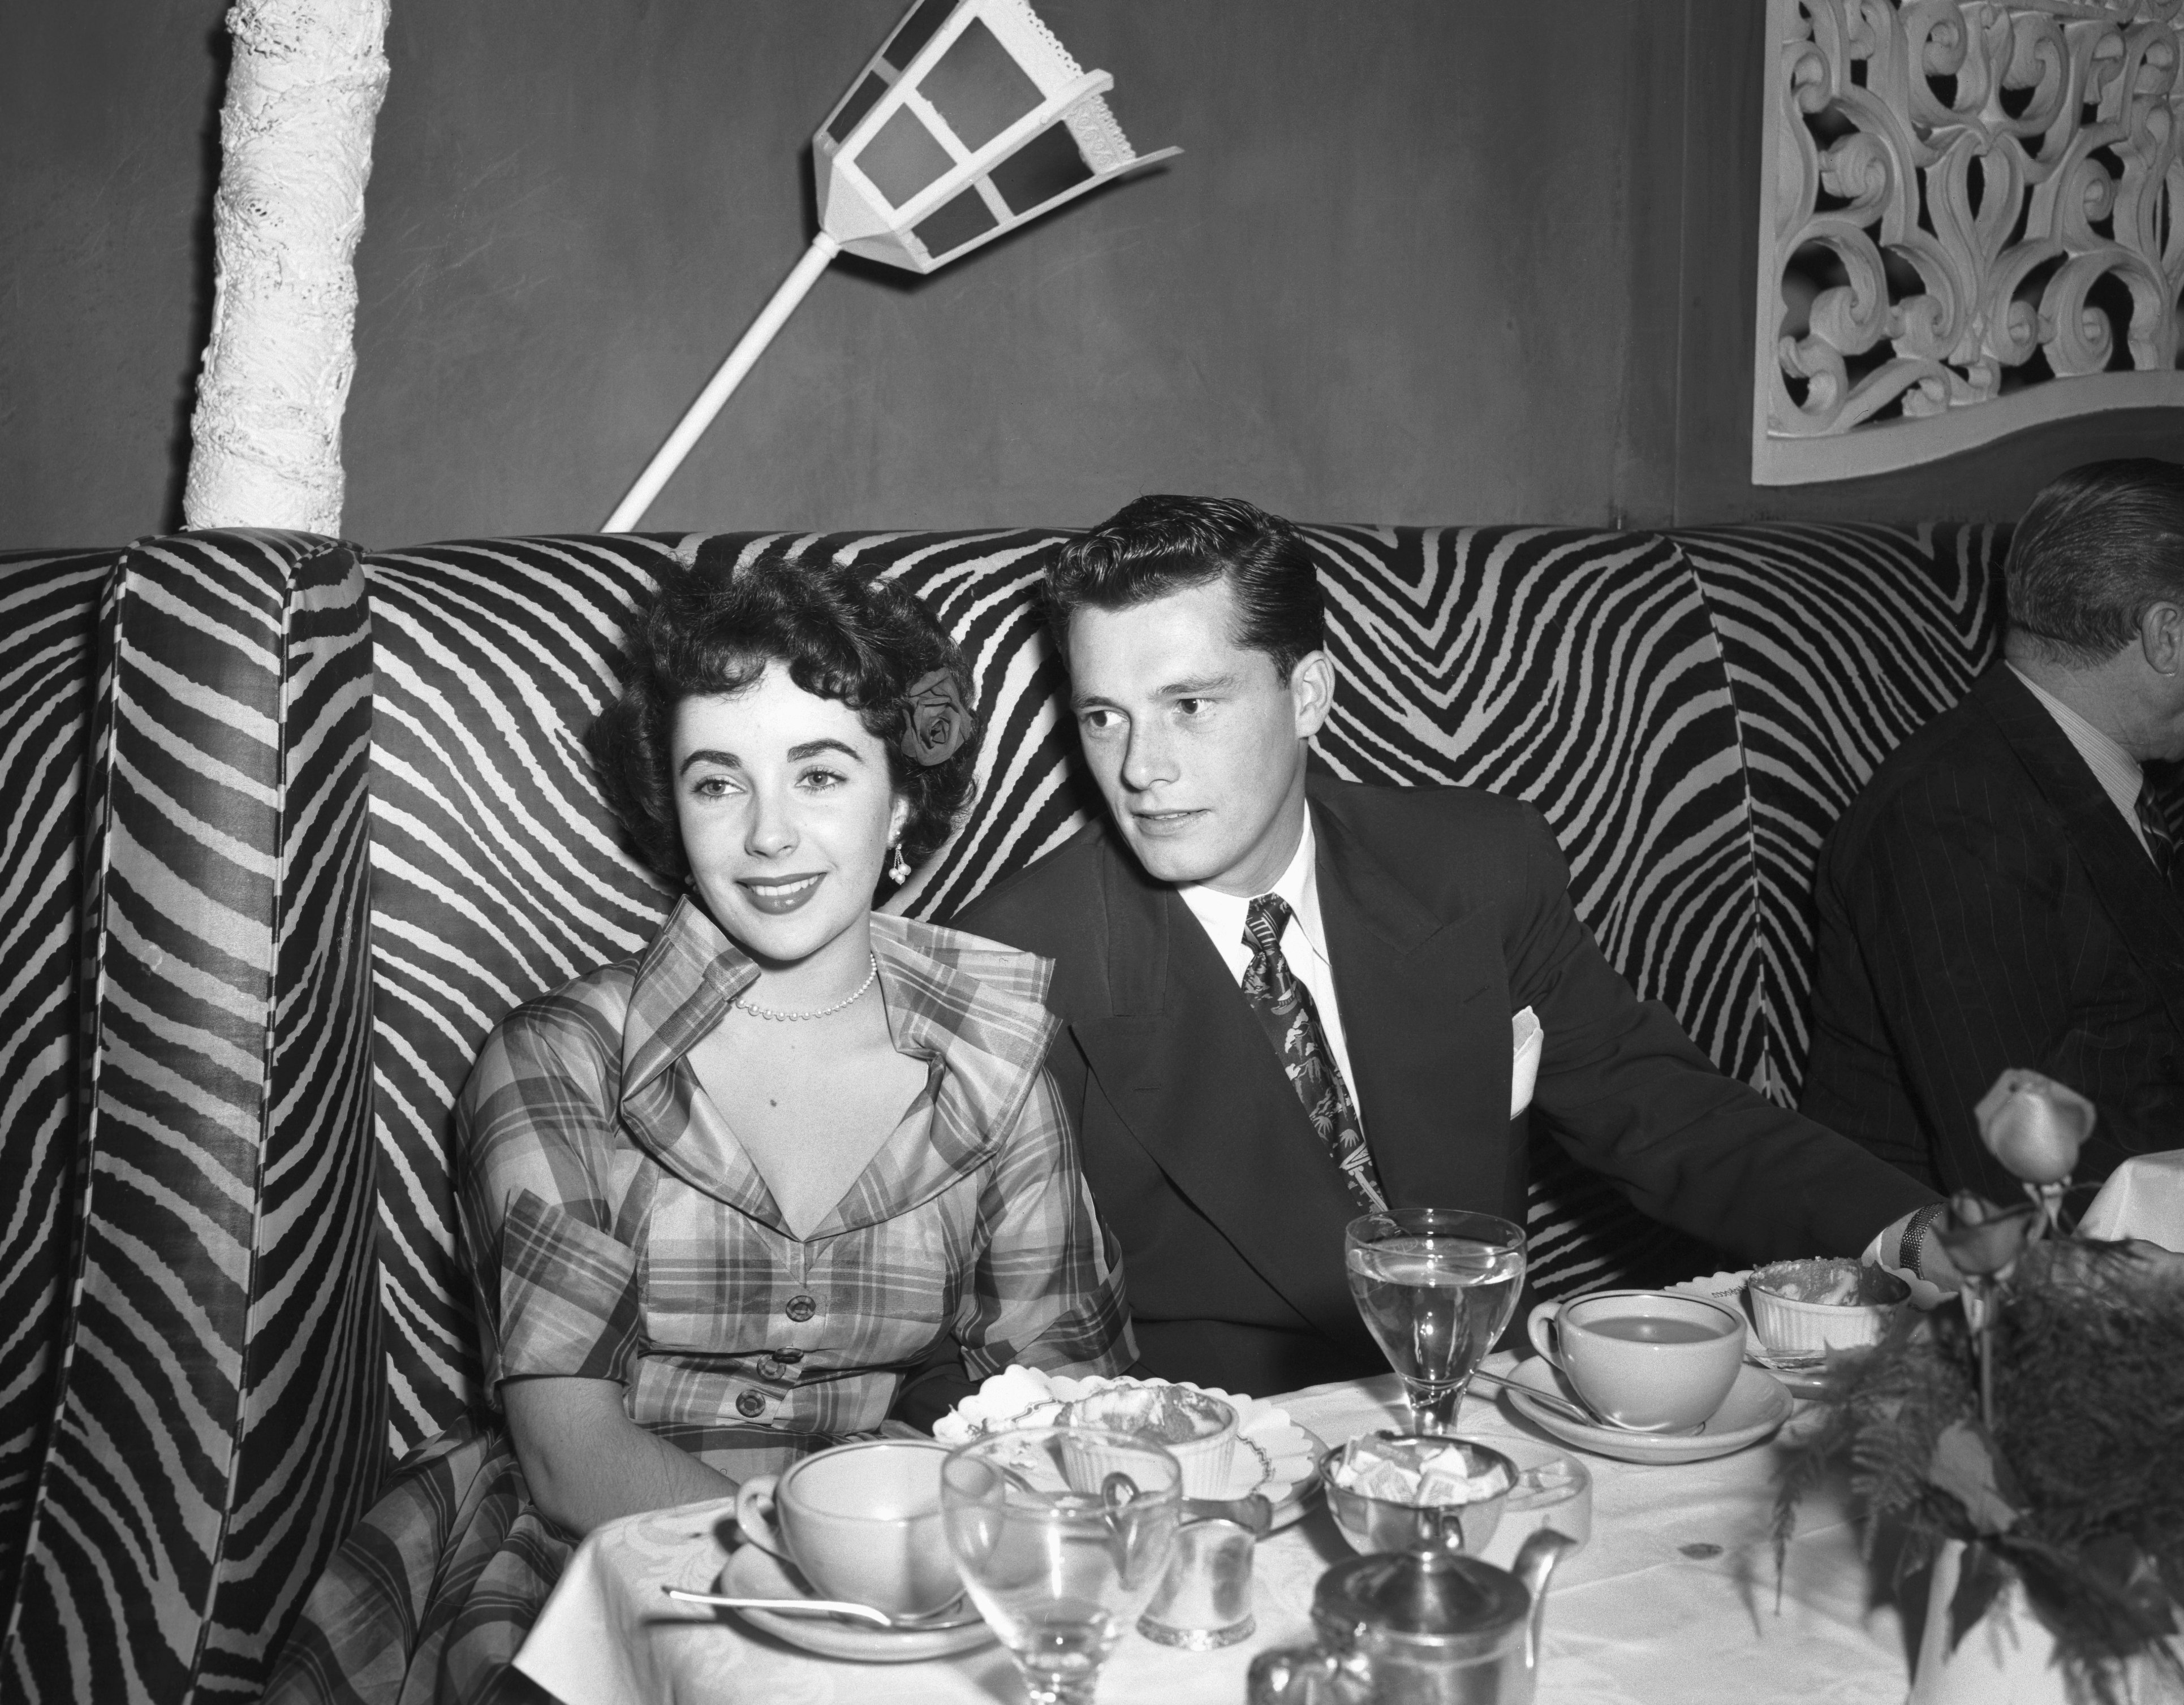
[2006,663,2145,823]
[619,895,1059,1160]
[1176,808,1326,959]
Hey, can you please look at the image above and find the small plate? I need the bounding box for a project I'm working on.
[1257,1423,1328,1530]
[706,1545,996,1663]
[1500,1356,1794,1465]
[936,1371,1325,1531]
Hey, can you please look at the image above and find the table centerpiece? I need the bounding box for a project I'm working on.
[1774,1071,2184,1705]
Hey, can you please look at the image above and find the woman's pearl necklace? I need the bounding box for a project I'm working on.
[733,953,879,1022]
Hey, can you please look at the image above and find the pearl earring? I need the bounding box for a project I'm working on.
[889,843,911,884]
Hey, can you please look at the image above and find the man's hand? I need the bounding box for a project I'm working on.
[1864,1203,1961,1306]
[1905,1219,1963,1302]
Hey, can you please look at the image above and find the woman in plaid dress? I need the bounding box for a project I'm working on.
[269,547,1132,1705]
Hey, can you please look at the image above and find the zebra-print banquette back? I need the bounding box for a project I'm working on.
[355,525,2010,1450]
[0,521,2010,1703]
[3,535,385,1704]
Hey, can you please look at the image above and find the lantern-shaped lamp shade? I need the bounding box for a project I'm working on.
[602,0,1177,529]
[815,0,1178,273]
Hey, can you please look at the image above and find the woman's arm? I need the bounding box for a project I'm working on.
[456,1001,733,1535]
[957,1067,1135,1378]
[503,1376,735,1536]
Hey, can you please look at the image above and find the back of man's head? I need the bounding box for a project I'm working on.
[1047,494,1325,678]
[2009,458,2184,667]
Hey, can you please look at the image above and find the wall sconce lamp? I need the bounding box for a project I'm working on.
[603,0,1177,531]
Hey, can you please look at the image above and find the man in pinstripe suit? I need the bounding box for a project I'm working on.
[1803,459,2184,1203]
[957,495,1944,1395]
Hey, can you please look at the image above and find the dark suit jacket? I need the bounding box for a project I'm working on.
[1802,664,2184,1199]
[954,772,1935,1395]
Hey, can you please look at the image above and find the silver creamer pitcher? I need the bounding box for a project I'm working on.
[1247,1527,1575,1705]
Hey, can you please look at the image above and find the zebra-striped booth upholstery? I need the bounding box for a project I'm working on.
[0,521,2009,1703]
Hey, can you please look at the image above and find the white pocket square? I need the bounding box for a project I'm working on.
[1510,1007,1543,1119]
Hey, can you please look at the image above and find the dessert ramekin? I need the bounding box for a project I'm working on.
[1062,1387,1239,1497]
[1747,1260,1909,1357]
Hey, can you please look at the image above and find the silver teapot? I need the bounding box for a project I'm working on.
[1246,1527,1575,1705]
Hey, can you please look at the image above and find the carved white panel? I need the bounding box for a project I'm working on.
[1754,0,2184,485]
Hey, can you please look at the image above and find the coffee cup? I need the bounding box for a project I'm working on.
[733,1439,960,1616]
[1526,1290,1746,1434]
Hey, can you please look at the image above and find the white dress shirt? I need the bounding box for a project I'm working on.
[2008,663,2151,858]
[1175,813,1365,1121]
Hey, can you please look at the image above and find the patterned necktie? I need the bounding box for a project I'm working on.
[1240,894,1387,1211]
[2139,779,2179,887]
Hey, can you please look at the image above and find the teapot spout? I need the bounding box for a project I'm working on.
[1512,1528,1577,1668]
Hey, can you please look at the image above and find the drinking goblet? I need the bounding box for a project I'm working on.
[941,1426,1182,1705]
[1345,1207,1527,1432]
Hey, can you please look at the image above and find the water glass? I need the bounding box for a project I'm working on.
[941,1426,1183,1705]
[1346,1208,1527,1431]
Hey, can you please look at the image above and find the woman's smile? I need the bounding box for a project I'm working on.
[738,870,826,913]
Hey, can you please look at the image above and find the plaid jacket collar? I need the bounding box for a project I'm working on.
[616,897,1062,1228]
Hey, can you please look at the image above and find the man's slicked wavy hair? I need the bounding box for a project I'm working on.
[590,540,980,883]
[2009,458,2184,666]
[1045,494,1326,679]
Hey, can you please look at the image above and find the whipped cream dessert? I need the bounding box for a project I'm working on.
[1066,1384,1235,1445]
[1751,1257,1905,1306]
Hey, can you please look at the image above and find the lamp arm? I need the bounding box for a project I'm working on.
[603,231,841,532]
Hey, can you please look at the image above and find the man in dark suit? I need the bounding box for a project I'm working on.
[954,495,1941,1395]
[1802,459,2184,1202]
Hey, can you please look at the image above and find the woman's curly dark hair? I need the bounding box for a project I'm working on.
[590,540,980,886]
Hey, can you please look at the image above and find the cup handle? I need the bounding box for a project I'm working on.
[733,1474,787,1560]
[1527,1301,1565,1370]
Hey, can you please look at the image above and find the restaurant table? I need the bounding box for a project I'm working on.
[2079,1150,2184,1250]
[514,1354,1910,1705]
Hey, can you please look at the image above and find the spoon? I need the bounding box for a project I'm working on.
[1467,1366,1633,1430]
[662,1584,979,1630]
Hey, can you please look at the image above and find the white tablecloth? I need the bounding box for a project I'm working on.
[2079,1151,2184,1250]
[515,1358,1908,1705]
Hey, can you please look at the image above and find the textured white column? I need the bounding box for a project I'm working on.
[184,0,391,534]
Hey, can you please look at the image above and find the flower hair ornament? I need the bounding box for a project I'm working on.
[899,669,971,767]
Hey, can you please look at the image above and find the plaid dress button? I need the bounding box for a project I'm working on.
[784,1294,817,1322]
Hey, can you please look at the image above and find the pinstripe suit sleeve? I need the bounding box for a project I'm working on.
[1821,767,2080,1195]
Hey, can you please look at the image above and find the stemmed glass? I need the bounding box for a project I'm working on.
[1346,1207,1528,1432]
[941,1426,1182,1705]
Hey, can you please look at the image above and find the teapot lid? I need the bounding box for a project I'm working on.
[1313,1546,1531,1654]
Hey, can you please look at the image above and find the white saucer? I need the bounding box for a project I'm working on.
[1500,1356,1794,1465]
[710,1544,996,1663]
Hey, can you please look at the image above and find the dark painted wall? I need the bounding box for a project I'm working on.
[3,2,227,548]
[7,2,2180,549]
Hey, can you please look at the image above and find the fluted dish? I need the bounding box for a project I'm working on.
[1062,1385,1238,1497]
[1747,1258,1909,1357]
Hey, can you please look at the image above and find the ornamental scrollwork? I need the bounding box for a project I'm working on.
[1755,0,2184,484]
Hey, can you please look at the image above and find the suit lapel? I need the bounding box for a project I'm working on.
[1070,833,1374,1353]
[1977,666,2184,1042]
[1312,798,1518,1215]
